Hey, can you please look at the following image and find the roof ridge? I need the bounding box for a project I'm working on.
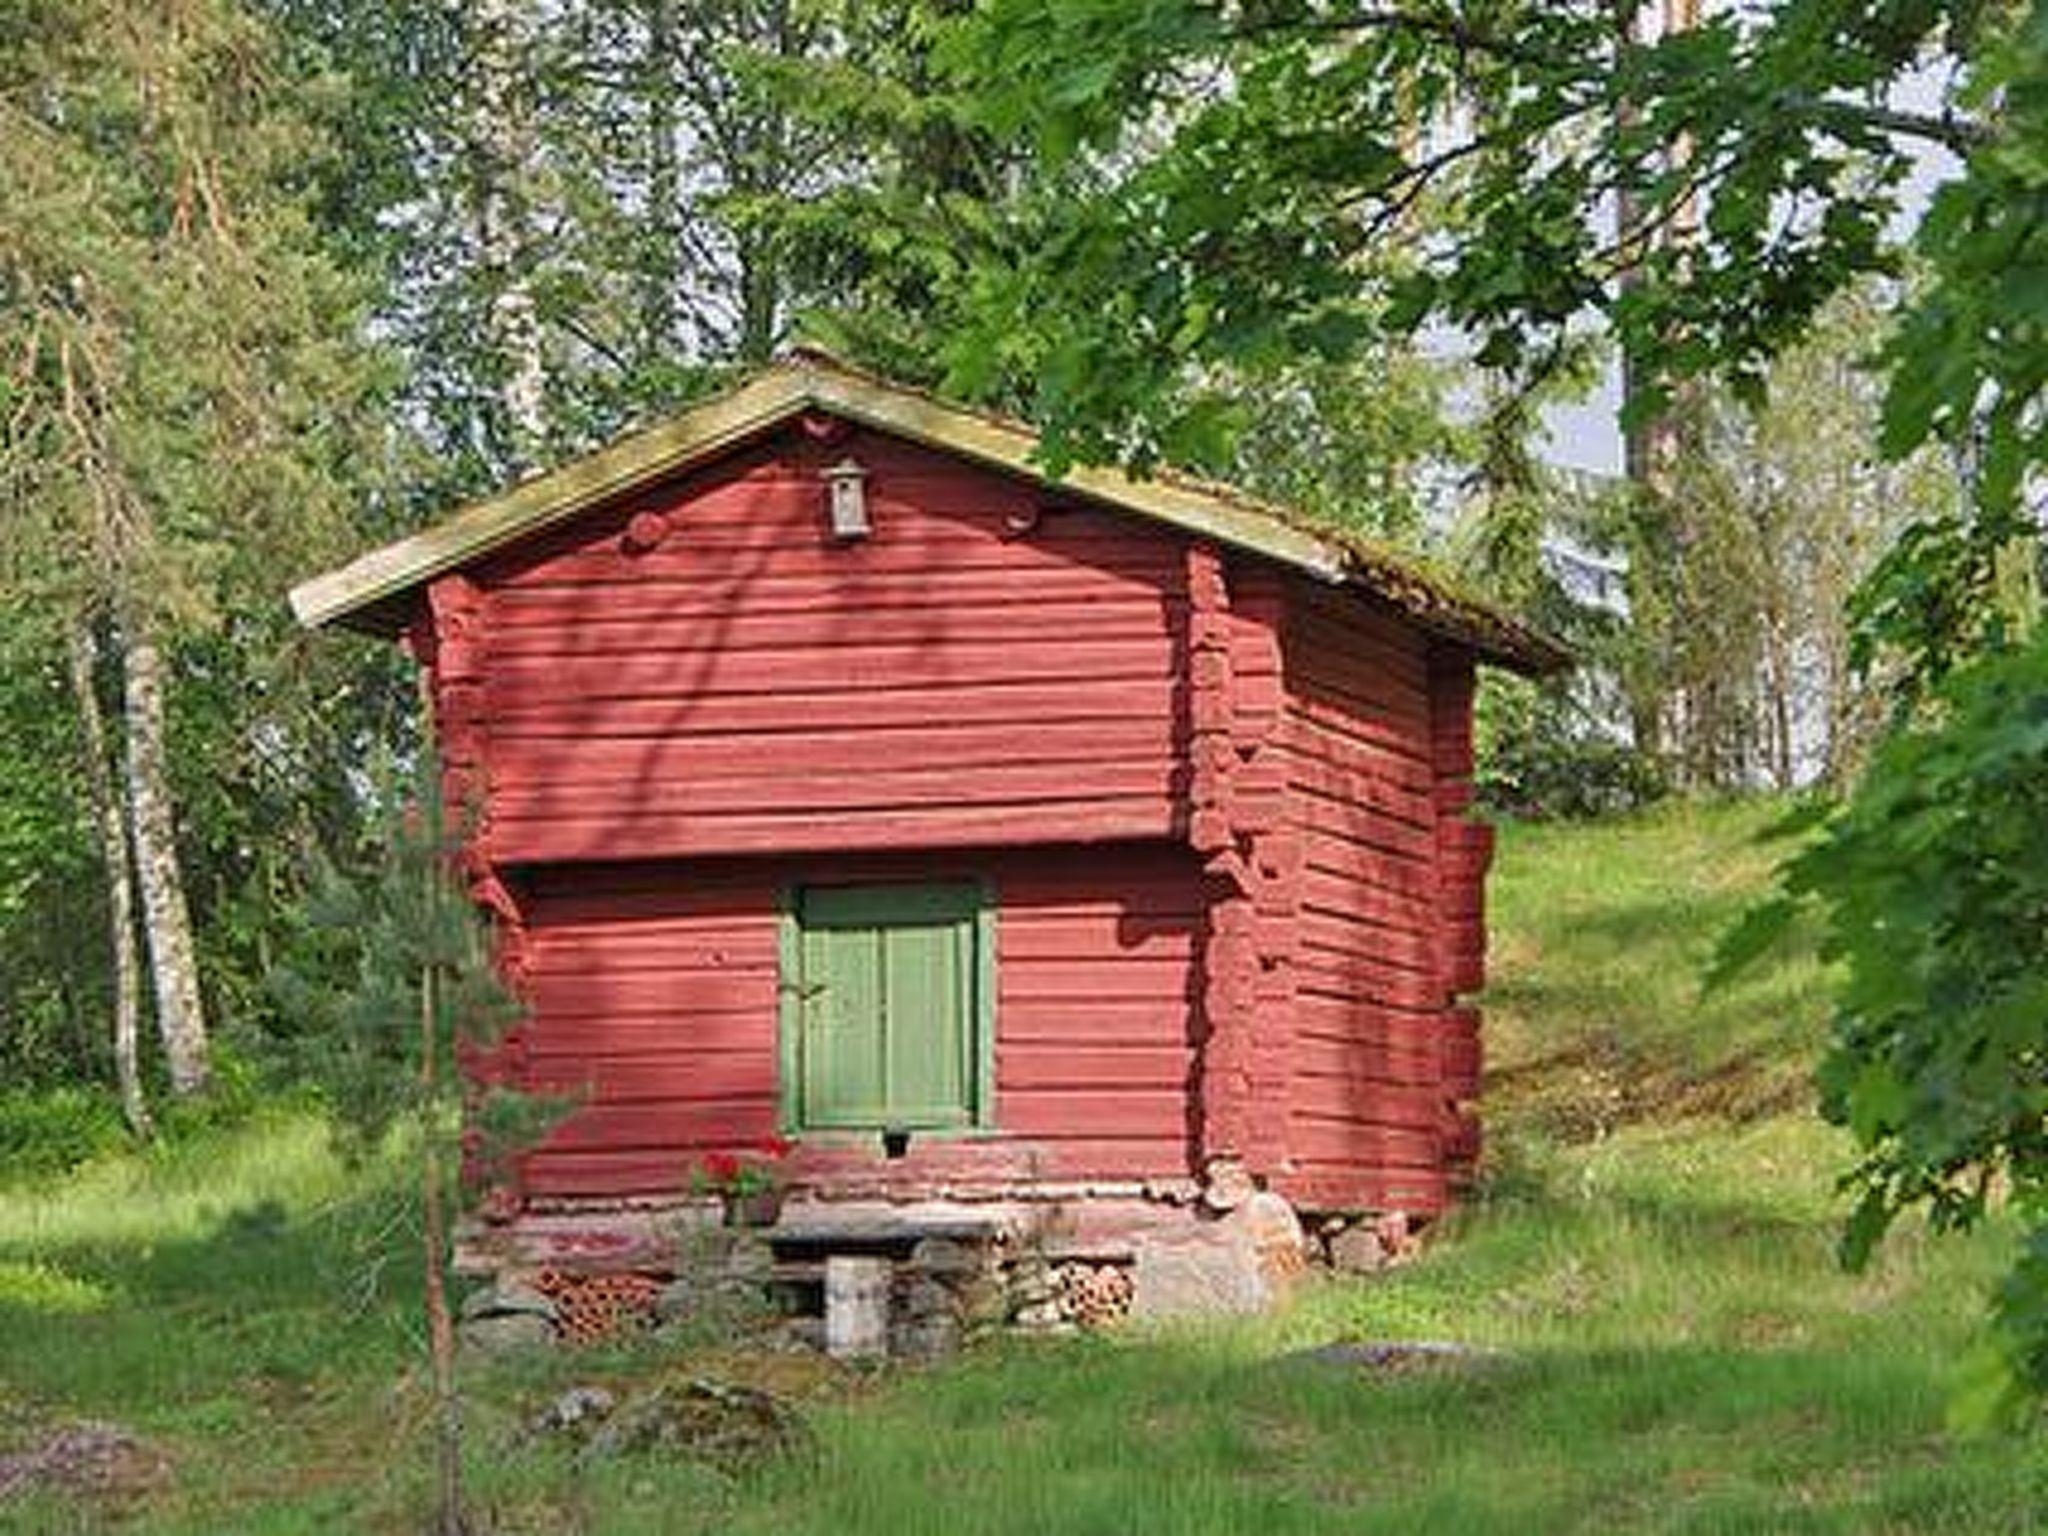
[768,350,1566,674]
[289,355,1567,675]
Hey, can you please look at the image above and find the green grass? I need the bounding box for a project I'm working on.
[4,798,2044,1531]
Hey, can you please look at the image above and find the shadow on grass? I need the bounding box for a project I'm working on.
[1485,1034,1816,1144]
[0,1145,427,1536]
[0,1161,2025,1536]
[703,1326,2043,1536]
[1,1176,420,1397]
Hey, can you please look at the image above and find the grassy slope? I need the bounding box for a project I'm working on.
[4,799,2044,1531]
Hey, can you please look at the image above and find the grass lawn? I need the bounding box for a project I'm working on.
[4,798,2044,1531]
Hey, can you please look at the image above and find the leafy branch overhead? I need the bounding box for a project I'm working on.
[932,0,2045,519]
[1713,643,2048,1420]
[932,0,2048,1418]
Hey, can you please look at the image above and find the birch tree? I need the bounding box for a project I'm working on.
[472,0,549,464]
[266,0,856,482]
[63,625,150,1133]
[0,0,383,1099]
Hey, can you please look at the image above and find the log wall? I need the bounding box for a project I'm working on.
[509,844,1204,1201]
[416,415,1498,1221]
[1274,583,1483,1215]
[467,426,1189,864]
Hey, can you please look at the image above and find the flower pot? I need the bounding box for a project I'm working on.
[723,1190,784,1228]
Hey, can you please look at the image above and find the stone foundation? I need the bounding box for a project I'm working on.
[455,1183,1426,1357]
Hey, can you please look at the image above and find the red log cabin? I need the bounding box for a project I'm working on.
[290,352,1563,1269]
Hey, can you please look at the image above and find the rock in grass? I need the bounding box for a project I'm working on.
[533,1386,617,1439]
[461,1311,557,1353]
[579,1378,808,1476]
[461,1277,558,1322]
[764,1316,826,1354]
[1221,1192,1308,1287]
[459,1276,561,1351]
[1326,1224,1388,1274]
[0,1420,169,1502]
[1129,1194,1307,1319]
[889,1276,963,1359]
[1128,1231,1270,1318]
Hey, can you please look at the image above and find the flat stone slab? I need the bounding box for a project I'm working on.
[455,1208,711,1275]
[769,1205,1007,1248]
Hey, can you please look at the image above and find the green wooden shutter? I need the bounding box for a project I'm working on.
[784,883,990,1132]
[798,920,888,1127]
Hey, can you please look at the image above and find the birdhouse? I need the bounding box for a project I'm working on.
[823,457,870,540]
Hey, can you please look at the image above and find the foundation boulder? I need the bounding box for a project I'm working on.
[1130,1192,1307,1319]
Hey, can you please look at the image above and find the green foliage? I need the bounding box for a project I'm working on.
[1879,9,2048,525]
[264,0,868,487]
[0,627,99,1088]
[0,0,400,1100]
[924,2,2043,673]
[168,630,420,1056]
[1475,675,1667,821]
[270,752,534,1176]
[1848,505,2036,712]
[1719,636,2048,1420]
[928,2,1954,455]
[0,1257,112,1315]
[0,1050,287,1185]
[752,0,1020,387]
[1457,469,1670,819]
[919,5,2048,1399]
[1655,284,1962,785]
[0,1086,127,1183]
[1187,350,1470,544]
[0,0,391,627]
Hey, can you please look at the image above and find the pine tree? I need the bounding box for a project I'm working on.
[275,748,543,1534]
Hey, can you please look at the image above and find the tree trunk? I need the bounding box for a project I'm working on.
[417,676,467,1536]
[736,232,781,364]
[120,621,209,1095]
[68,622,152,1138]
[423,954,465,1536]
[1765,610,1796,790]
[474,0,547,466]
[642,0,682,363]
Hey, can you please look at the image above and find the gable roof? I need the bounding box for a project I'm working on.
[288,351,1567,674]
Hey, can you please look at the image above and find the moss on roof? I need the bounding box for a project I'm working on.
[289,348,1568,676]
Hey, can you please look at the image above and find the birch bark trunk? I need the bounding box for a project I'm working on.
[643,0,682,363]
[474,0,547,464]
[67,622,152,1137]
[120,621,210,1095]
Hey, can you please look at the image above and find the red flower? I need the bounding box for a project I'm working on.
[757,1136,795,1159]
[701,1151,742,1184]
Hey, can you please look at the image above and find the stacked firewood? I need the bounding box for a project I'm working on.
[1052,1262,1134,1328]
[533,1269,664,1345]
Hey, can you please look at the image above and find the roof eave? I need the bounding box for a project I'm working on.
[289,355,1570,675]
[288,367,824,633]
